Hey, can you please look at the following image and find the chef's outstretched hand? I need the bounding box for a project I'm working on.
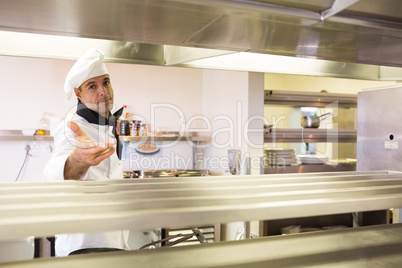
[64,121,116,180]
[67,121,116,165]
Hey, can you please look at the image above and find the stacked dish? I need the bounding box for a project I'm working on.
[298,155,329,165]
[264,148,297,166]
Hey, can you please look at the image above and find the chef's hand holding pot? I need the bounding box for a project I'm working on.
[64,121,116,180]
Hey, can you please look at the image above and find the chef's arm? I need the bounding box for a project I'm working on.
[64,121,116,180]
[64,151,90,180]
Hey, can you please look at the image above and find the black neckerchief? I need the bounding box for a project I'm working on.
[76,100,124,159]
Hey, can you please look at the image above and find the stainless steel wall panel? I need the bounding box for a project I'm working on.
[357,85,402,171]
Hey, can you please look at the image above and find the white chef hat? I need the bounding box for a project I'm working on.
[64,48,109,100]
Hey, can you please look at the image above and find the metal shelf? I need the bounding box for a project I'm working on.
[8,224,402,268]
[0,130,53,141]
[120,135,210,143]
[2,171,402,267]
[264,90,357,107]
[1,170,401,241]
[120,132,210,143]
[262,162,356,174]
[264,128,357,143]
[0,135,53,141]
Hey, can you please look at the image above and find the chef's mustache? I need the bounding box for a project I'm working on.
[96,98,112,103]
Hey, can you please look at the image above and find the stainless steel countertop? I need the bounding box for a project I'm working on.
[1,170,402,241]
[2,170,402,267]
[3,223,402,267]
[263,163,356,174]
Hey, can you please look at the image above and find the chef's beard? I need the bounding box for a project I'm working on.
[85,101,113,118]
[97,102,113,116]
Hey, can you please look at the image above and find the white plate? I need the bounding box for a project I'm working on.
[265,155,297,159]
[264,152,296,156]
[298,155,328,165]
[307,158,328,163]
[266,158,297,165]
[265,152,295,157]
[265,157,297,162]
[265,149,295,153]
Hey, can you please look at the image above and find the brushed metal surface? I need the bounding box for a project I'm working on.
[3,223,402,267]
[0,31,165,65]
[0,0,402,71]
[264,128,357,143]
[262,163,356,174]
[176,51,387,80]
[1,171,402,241]
[357,84,402,171]
[264,90,357,107]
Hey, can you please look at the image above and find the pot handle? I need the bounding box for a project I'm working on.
[318,111,336,120]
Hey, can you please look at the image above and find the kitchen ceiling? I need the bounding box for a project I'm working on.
[1,0,402,79]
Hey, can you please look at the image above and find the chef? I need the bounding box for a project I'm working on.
[43,48,129,256]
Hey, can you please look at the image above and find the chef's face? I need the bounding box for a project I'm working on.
[74,74,114,118]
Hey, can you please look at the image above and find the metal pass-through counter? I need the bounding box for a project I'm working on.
[1,170,402,267]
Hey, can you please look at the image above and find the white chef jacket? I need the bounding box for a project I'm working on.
[43,108,129,257]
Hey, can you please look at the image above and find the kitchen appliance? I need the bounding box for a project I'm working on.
[357,84,402,172]
[357,84,402,224]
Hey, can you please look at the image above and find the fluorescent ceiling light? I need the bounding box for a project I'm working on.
[177,52,402,81]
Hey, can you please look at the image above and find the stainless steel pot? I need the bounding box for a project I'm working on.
[301,112,334,128]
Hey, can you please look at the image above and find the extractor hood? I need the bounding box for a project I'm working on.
[1,0,402,80]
